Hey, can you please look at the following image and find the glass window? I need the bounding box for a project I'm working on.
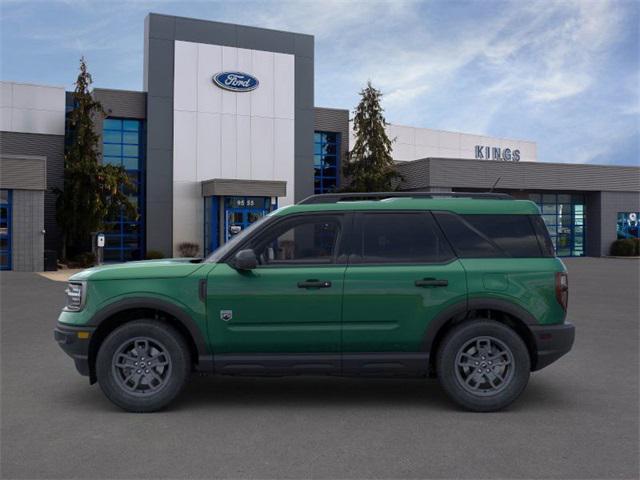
[122,144,138,157]
[252,216,341,265]
[617,212,640,239]
[103,118,122,130]
[314,131,341,194]
[103,144,121,156]
[461,215,543,258]
[122,131,139,145]
[122,156,139,170]
[103,130,121,143]
[435,212,502,258]
[0,189,11,270]
[101,117,145,262]
[323,132,337,143]
[123,120,140,131]
[357,213,453,263]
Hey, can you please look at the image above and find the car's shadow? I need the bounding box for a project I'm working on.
[171,374,572,413]
[59,374,573,414]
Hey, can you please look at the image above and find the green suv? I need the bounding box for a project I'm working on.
[54,192,575,412]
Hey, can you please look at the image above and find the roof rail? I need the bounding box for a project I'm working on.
[297,191,513,205]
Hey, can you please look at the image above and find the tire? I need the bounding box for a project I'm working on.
[436,320,530,412]
[96,320,191,412]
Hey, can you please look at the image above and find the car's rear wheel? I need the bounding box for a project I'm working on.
[436,320,530,412]
[96,320,191,412]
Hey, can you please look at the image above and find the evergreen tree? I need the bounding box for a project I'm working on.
[342,81,400,192]
[56,57,135,259]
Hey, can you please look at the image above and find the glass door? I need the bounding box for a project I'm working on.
[529,193,586,257]
[223,196,274,243]
[0,190,12,270]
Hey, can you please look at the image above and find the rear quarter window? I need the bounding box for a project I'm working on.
[434,212,547,258]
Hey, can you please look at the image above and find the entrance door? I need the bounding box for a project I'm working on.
[207,213,347,372]
[224,196,272,242]
[341,212,467,374]
[0,190,11,271]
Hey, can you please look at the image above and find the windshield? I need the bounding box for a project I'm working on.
[204,213,273,263]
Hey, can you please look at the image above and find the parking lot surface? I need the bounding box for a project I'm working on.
[1,258,638,479]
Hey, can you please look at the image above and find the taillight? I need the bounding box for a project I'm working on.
[556,272,569,311]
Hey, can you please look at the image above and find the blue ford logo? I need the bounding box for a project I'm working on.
[212,72,259,92]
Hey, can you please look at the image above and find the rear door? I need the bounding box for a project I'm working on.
[341,211,467,374]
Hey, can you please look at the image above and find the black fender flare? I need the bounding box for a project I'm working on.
[88,297,212,373]
[422,297,538,353]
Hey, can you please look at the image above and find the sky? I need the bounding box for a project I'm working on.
[1,0,638,166]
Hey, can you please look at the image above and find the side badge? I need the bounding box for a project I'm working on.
[220,310,233,322]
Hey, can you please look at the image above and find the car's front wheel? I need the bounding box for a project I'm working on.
[436,320,530,412]
[96,320,191,412]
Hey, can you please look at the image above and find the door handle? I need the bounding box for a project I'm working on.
[297,279,332,289]
[415,278,448,287]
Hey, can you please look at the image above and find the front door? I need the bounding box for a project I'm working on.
[341,212,467,373]
[207,213,348,372]
[224,196,272,242]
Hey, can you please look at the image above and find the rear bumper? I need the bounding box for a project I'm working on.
[54,323,95,377]
[530,322,575,371]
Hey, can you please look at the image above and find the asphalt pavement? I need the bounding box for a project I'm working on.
[1,258,638,479]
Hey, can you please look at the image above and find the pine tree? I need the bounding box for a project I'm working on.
[342,81,400,192]
[55,57,135,260]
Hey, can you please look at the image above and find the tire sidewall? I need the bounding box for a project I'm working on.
[437,320,531,412]
[96,320,190,412]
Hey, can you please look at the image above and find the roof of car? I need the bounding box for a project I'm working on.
[274,197,541,216]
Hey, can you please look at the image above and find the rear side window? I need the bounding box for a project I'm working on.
[355,212,454,263]
[434,212,545,258]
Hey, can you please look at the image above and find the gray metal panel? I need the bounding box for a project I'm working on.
[395,159,430,190]
[0,132,63,252]
[294,56,314,111]
[399,158,640,193]
[175,17,237,46]
[201,179,286,198]
[294,106,314,201]
[585,192,602,257]
[236,25,296,54]
[11,189,44,271]
[94,89,146,119]
[598,191,640,256]
[0,155,46,190]
[146,12,176,40]
[146,38,175,99]
[294,34,314,59]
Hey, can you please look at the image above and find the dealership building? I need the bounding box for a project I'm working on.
[1,13,639,271]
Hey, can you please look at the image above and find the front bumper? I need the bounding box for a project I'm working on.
[530,322,575,371]
[54,323,95,377]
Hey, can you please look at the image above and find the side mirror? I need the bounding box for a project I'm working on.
[233,249,258,271]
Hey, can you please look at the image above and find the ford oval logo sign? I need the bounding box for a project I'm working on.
[212,72,259,92]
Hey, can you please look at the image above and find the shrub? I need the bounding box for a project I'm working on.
[145,250,165,260]
[67,252,97,268]
[610,238,640,256]
[177,242,200,258]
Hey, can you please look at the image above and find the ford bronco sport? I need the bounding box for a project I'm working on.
[55,192,575,412]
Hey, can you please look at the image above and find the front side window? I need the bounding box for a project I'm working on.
[250,215,342,266]
[355,212,454,264]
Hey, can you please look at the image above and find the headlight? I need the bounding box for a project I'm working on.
[64,282,86,311]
